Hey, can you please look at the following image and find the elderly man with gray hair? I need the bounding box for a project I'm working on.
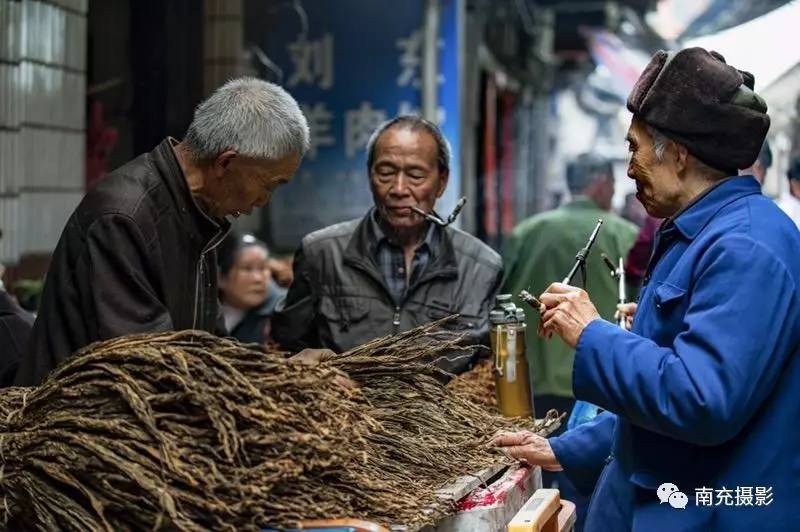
[16,78,309,386]
[273,115,503,374]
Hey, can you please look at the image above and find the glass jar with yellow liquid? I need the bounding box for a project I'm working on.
[489,295,534,418]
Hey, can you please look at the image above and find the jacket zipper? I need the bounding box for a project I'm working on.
[192,228,229,330]
[345,257,456,334]
[192,257,204,330]
[393,267,458,333]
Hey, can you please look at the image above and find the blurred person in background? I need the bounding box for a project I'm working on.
[0,228,34,387]
[217,233,286,345]
[502,153,638,421]
[777,154,800,229]
[273,116,503,374]
[16,78,309,386]
[501,153,637,530]
[739,139,772,184]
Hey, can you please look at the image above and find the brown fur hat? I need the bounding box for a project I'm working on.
[627,47,770,172]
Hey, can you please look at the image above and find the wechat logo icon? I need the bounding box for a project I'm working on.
[658,482,688,510]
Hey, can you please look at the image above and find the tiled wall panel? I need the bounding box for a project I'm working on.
[0,0,86,262]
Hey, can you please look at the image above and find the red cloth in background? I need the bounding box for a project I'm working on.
[482,77,498,238]
[500,91,515,234]
[624,215,661,286]
[86,101,119,191]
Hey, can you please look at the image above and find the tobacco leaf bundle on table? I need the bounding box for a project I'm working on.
[446,358,497,409]
[0,320,561,531]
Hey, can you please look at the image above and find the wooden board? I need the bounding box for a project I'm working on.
[435,463,508,502]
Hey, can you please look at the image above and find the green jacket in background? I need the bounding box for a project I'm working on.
[501,198,638,398]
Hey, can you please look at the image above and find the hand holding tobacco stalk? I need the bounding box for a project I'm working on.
[537,283,602,348]
[520,286,601,347]
[519,290,545,314]
[518,220,605,347]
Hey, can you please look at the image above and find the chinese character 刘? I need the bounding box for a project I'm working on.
[287,33,335,89]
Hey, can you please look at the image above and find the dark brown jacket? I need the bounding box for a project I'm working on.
[272,210,503,374]
[16,139,229,386]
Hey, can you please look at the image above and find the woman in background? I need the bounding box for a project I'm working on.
[217,233,286,346]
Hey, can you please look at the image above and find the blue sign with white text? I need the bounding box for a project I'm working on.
[262,0,462,250]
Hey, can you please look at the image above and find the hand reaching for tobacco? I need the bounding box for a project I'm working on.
[538,283,602,348]
[490,431,563,471]
[288,348,359,390]
[288,348,335,365]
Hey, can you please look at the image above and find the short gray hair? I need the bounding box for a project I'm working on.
[645,122,726,177]
[185,77,310,162]
[645,124,670,162]
[365,115,451,174]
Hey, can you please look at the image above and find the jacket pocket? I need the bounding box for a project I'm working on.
[319,296,370,331]
[653,282,687,311]
[585,458,616,519]
[421,299,481,328]
[629,469,661,490]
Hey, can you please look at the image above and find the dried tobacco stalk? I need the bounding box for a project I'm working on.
[446,359,497,409]
[0,322,561,531]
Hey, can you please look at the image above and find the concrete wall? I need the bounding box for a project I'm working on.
[0,0,87,263]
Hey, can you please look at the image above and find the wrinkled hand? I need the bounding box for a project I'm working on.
[538,283,601,348]
[268,258,294,288]
[288,348,335,365]
[288,349,358,390]
[614,302,637,331]
[490,431,562,471]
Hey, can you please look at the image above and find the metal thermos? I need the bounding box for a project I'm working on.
[490,294,534,418]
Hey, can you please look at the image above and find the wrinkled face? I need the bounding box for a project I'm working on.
[205,152,302,219]
[369,127,448,231]
[219,246,271,310]
[625,118,684,219]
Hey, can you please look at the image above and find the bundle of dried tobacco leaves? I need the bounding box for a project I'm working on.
[446,358,497,409]
[0,321,560,531]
